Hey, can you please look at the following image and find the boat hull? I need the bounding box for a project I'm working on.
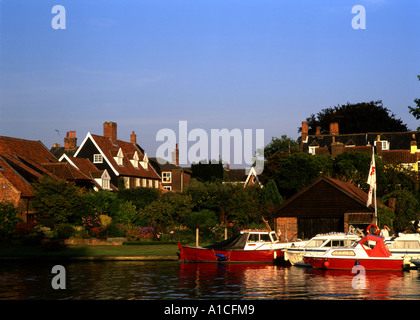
[179,245,284,263]
[305,256,404,271]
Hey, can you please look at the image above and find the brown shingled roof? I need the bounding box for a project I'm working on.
[90,134,160,180]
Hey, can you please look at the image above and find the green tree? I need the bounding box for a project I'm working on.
[302,100,408,134]
[0,201,21,240]
[117,187,160,210]
[32,176,92,224]
[263,135,299,159]
[408,75,420,129]
[273,153,333,198]
[382,190,420,233]
[191,160,224,182]
[84,191,121,218]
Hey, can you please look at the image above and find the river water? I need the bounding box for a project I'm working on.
[1,261,420,300]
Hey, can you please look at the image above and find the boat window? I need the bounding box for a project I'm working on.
[260,233,271,242]
[248,234,259,242]
[305,239,325,248]
[331,250,356,256]
[389,240,420,249]
[270,232,279,242]
[331,240,345,247]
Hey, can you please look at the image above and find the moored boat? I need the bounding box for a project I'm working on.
[384,233,420,267]
[178,229,286,263]
[303,234,406,271]
[282,232,360,266]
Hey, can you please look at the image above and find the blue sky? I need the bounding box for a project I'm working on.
[1,0,419,164]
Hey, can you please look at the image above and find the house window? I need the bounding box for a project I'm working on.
[142,179,147,187]
[375,140,389,151]
[308,146,317,155]
[148,179,153,188]
[155,180,159,188]
[123,177,130,189]
[162,172,171,183]
[136,178,140,187]
[93,154,103,163]
[102,179,110,190]
[163,186,172,191]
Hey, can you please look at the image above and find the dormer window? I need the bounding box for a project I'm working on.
[114,148,124,166]
[140,153,149,170]
[374,140,389,151]
[131,151,139,168]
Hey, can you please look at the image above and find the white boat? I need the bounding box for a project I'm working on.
[282,232,361,266]
[304,234,406,271]
[384,233,420,267]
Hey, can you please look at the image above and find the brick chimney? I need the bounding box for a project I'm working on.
[376,135,383,156]
[301,121,308,142]
[64,131,77,150]
[171,143,179,166]
[130,131,137,144]
[411,134,417,154]
[329,122,339,136]
[331,136,344,157]
[316,126,321,135]
[104,122,117,144]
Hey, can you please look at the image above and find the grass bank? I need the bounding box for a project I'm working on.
[0,242,181,260]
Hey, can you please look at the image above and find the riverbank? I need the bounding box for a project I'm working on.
[0,242,180,261]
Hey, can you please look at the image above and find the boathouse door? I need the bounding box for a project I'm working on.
[298,217,343,239]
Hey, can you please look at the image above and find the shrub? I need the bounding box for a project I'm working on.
[55,223,75,239]
[14,222,38,237]
[125,226,155,241]
[105,223,126,237]
[0,201,22,240]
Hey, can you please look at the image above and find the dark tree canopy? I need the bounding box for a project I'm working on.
[302,100,408,135]
[408,75,420,128]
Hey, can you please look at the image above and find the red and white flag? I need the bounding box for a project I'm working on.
[366,150,376,207]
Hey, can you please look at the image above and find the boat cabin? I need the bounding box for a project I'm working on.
[303,233,359,249]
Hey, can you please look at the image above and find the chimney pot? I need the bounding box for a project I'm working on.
[130,131,137,144]
[64,131,77,150]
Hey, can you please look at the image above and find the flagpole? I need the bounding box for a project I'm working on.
[373,146,378,225]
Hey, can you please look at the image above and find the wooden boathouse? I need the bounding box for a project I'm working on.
[274,175,381,241]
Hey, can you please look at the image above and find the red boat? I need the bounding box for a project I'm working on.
[178,229,285,263]
[303,234,406,271]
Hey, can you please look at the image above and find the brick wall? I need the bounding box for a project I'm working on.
[276,217,298,242]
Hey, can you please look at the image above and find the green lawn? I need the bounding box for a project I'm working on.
[0,243,180,259]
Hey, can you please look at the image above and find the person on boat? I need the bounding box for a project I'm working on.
[380,225,390,238]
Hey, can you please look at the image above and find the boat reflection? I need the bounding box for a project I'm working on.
[178,262,414,300]
[304,268,405,299]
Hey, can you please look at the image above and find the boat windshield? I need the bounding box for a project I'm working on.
[305,239,325,248]
[388,240,420,249]
[247,233,272,243]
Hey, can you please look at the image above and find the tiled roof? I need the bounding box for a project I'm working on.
[0,155,35,197]
[223,169,248,182]
[381,150,420,164]
[304,131,420,153]
[41,162,93,181]
[90,134,160,180]
[0,136,57,164]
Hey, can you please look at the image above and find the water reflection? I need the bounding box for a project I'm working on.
[0,261,419,300]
